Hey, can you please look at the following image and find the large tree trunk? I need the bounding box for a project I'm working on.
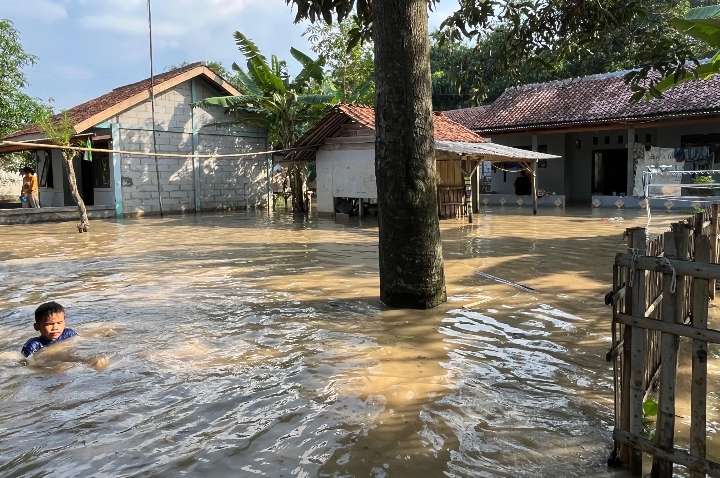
[373,0,446,308]
[62,152,90,232]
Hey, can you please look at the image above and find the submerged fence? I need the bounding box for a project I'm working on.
[606,204,720,477]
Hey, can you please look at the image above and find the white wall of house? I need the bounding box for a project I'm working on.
[484,133,565,195]
[37,150,65,207]
[316,148,376,213]
[0,170,21,200]
[486,121,720,203]
[105,79,268,215]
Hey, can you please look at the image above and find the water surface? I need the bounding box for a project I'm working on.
[0,207,717,477]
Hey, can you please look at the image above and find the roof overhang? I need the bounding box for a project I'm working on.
[435,140,560,162]
[475,111,720,136]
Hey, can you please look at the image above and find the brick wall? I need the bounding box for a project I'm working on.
[109,79,268,216]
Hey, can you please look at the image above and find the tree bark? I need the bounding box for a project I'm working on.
[62,151,90,232]
[290,162,308,213]
[373,0,446,308]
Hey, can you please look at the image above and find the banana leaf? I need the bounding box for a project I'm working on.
[231,63,262,95]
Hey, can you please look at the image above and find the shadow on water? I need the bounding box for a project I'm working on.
[0,207,707,477]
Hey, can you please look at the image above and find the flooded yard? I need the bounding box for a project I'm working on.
[0,207,718,477]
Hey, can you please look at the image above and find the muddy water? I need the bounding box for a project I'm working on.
[0,207,717,477]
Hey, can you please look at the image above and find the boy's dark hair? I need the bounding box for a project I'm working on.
[23,167,35,174]
[35,302,65,323]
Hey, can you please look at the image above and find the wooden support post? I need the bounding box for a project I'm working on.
[621,228,636,466]
[627,228,648,475]
[652,225,689,478]
[691,235,710,478]
[710,204,719,300]
[465,174,473,223]
[531,135,539,215]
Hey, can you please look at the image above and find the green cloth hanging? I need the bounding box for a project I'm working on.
[85,139,93,162]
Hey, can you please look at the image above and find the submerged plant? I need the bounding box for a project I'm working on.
[642,398,659,440]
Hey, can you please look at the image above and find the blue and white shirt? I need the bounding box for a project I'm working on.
[21,328,78,357]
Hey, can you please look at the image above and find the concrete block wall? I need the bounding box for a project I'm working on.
[197,134,268,211]
[109,79,268,216]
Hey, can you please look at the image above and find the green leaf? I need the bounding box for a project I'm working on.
[643,399,659,417]
[231,63,262,95]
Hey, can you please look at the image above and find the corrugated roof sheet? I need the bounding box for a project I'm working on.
[446,70,720,134]
[435,140,559,161]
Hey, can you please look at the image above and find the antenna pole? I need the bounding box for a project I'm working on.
[147,0,164,217]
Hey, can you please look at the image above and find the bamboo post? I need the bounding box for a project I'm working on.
[464,174,473,223]
[531,160,538,215]
[652,225,689,478]
[710,204,719,300]
[691,235,710,478]
[621,228,637,465]
[628,227,648,475]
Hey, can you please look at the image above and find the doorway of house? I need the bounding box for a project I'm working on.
[80,156,95,206]
[592,149,627,196]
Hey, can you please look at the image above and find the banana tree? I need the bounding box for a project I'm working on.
[194,32,335,213]
[642,5,720,100]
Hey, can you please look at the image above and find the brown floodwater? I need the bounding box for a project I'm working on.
[0,206,718,477]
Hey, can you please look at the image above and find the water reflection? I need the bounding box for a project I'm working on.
[0,208,713,476]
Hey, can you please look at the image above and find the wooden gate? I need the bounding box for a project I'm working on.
[607,204,720,477]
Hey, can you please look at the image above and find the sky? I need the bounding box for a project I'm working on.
[1,0,458,110]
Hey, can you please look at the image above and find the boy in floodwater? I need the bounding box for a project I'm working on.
[21,302,108,369]
[22,302,77,357]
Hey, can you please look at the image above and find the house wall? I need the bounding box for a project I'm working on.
[106,79,268,216]
[0,170,21,201]
[37,150,66,207]
[316,148,376,213]
[483,133,565,196]
[486,121,720,203]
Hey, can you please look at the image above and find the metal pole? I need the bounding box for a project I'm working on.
[147,0,164,217]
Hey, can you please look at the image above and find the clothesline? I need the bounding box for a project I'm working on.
[0,140,314,160]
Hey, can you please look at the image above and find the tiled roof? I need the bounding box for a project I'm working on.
[338,104,486,142]
[443,106,488,126]
[288,104,486,161]
[447,70,720,134]
[5,62,207,139]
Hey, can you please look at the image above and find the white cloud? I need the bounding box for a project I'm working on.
[0,0,67,23]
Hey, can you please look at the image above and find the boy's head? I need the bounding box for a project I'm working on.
[23,167,34,175]
[34,302,66,341]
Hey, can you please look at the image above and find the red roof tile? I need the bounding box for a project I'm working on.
[447,70,720,134]
[338,104,486,142]
[5,62,210,139]
[289,104,486,161]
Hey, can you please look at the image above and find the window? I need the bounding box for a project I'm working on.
[604,136,610,145]
[646,134,652,142]
[93,147,111,188]
[618,135,624,144]
[593,137,598,145]
[38,150,53,188]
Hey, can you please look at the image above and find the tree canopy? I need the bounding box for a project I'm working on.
[304,18,374,105]
[0,19,52,172]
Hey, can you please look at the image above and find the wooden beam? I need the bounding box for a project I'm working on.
[323,136,375,144]
[628,228,647,475]
[615,253,720,280]
[318,142,374,151]
[613,429,720,476]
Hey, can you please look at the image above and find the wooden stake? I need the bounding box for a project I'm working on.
[628,228,647,475]
[652,226,688,477]
[691,235,710,478]
[621,228,636,465]
[710,204,719,300]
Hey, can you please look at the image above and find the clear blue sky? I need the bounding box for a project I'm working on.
[2,0,457,111]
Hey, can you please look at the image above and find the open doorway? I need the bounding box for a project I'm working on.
[592,149,627,196]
